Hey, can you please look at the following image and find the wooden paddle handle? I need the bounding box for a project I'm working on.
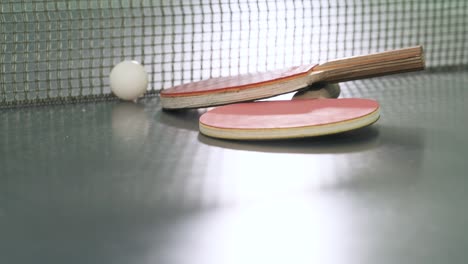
[314,46,425,83]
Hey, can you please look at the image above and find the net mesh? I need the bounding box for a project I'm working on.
[1,0,467,107]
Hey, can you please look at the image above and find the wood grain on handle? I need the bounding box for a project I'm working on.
[314,46,425,83]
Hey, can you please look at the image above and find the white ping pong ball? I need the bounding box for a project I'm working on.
[110,61,148,101]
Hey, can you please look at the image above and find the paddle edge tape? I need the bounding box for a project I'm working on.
[199,107,380,140]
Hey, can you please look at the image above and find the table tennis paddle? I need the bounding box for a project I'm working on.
[161,46,424,109]
[199,98,380,140]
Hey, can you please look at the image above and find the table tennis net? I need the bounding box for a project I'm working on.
[1,1,467,107]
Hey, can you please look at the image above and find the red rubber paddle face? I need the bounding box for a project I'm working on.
[201,98,379,129]
[160,65,316,97]
[199,98,380,140]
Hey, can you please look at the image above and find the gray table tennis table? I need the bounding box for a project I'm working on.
[2,69,468,263]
